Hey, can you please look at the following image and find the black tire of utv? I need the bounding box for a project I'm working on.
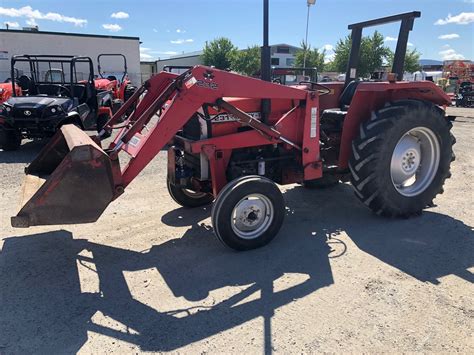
[97,113,112,139]
[0,128,21,151]
[166,179,214,208]
[211,176,285,251]
[303,175,340,189]
[349,100,455,217]
[124,85,137,117]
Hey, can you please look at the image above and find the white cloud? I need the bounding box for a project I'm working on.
[321,44,334,51]
[4,21,19,28]
[153,28,158,33]
[176,28,186,33]
[153,51,179,55]
[140,53,153,60]
[439,48,465,60]
[170,39,194,44]
[140,47,153,60]
[102,23,122,32]
[435,12,474,25]
[438,33,460,40]
[385,36,413,46]
[0,5,87,27]
[111,11,129,19]
[26,18,37,26]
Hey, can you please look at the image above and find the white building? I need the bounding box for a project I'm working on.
[0,28,141,84]
[146,44,302,80]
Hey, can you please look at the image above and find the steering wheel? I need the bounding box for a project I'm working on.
[299,81,332,96]
[56,85,71,97]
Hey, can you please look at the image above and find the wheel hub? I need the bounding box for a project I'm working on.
[234,199,266,231]
[390,127,440,197]
[231,194,274,239]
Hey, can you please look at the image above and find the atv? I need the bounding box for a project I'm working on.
[0,55,113,151]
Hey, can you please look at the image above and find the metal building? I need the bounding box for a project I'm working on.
[0,28,141,84]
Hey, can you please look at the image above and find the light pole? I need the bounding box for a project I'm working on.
[303,0,316,68]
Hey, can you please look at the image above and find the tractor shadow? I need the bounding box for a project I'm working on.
[0,217,334,353]
[0,183,472,353]
[0,140,45,164]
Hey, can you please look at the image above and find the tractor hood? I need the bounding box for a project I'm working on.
[3,96,74,118]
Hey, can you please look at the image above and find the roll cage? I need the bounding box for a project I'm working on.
[10,55,95,99]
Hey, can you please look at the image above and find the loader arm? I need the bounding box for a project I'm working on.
[105,66,308,187]
[12,66,314,227]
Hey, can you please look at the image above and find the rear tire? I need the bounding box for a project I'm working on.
[124,85,137,117]
[167,179,214,208]
[0,126,21,151]
[349,100,454,217]
[211,176,285,251]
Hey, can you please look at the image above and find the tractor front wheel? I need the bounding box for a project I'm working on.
[211,176,285,251]
[349,100,455,217]
[0,126,21,151]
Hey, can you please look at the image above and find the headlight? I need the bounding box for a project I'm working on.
[0,88,4,94]
[0,104,11,116]
[45,105,63,116]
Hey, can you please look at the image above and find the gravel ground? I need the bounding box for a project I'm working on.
[0,107,472,353]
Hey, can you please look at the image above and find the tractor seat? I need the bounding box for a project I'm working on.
[323,80,361,116]
[320,81,361,132]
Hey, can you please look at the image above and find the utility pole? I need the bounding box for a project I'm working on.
[303,0,316,68]
[261,0,271,123]
[261,0,271,82]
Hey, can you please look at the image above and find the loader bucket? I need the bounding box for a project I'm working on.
[11,125,118,228]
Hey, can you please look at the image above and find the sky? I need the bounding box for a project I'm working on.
[0,0,473,62]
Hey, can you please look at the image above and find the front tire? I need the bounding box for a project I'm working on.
[0,126,21,151]
[349,100,454,217]
[211,176,285,251]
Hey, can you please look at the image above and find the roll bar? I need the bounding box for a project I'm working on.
[345,11,421,85]
[97,54,128,83]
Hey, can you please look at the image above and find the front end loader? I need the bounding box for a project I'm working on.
[11,12,455,251]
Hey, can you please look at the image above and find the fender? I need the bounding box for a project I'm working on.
[338,81,451,169]
[98,106,113,117]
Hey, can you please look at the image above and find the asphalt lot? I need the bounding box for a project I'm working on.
[0,107,473,353]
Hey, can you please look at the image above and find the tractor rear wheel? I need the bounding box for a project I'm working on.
[167,179,214,208]
[0,126,21,151]
[211,176,285,251]
[349,100,455,217]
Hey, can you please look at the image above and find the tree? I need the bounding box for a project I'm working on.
[387,48,422,73]
[294,41,326,71]
[330,31,391,77]
[232,45,261,76]
[202,37,238,70]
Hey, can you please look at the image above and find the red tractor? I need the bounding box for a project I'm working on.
[0,69,23,103]
[94,54,137,114]
[0,82,21,103]
[11,12,455,251]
